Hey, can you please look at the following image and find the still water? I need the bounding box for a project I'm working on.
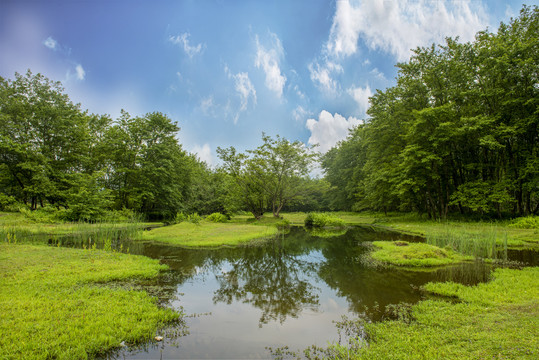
[103,226,531,359]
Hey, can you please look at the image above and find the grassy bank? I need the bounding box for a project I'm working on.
[371,241,473,267]
[366,213,538,249]
[325,267,539,359]
[141,220,278,247]
[0,244,180,359]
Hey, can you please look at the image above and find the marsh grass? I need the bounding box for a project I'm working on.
[141,221,279,247]
[426,226,507,259]
[1,212,143,251]
[282,267,539,359]
[371,241,473,267]
[0,243,182,359]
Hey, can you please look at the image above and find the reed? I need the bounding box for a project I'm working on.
[426,225,505,259]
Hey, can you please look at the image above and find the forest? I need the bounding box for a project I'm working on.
[1,6,537,221]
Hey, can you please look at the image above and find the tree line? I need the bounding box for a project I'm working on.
[1,6,536,221]
[322,6,538,218]
[0,71,328,220]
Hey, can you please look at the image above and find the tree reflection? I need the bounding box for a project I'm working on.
[212,236,321,326]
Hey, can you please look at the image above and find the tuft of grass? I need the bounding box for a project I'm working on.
[371,241,473,267]
[141,221,278,247]
[0,244,181,359]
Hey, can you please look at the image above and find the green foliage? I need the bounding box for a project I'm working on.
[187,212,202,224]
[205,212,228,223]
[304,212,346,228]
[322,6,539,219]
[0,244,181,359]
[174,211,187,224]
[371,241,472,267]
[509,216,539,229]
[217,133,318,219]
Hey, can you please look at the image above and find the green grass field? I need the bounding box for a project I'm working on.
[0,244,181,359]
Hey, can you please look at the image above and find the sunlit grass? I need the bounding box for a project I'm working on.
[141,220,278,247]
[371,241,473,267]
[0,243,181,359]
[315,267,539,359]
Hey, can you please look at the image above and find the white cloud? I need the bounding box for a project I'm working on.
[306,110,360,153]
[348,84,372,117]
[255,33,286,98]
[169,33,205,58]
[292,105,308,122]
[225,66,257,124]
[43,36,57,50]
[308,60,342,94]
[200,95,215,116]
[75,64,85,80]
[326,0,488,61]
[192,143,214,166]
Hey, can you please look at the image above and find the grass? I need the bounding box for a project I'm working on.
[0,243,181,359]
[371,241,473,267]
[141,220,279,247]
[366,213,539,249]
[0,211,149,249]
[305,212,346,228]
[317,267,539,359]
[426,226,504,259]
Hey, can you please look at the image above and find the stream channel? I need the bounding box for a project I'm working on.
[77,225,537,359]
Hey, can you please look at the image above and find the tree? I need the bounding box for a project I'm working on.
[217,134,318,219]
[104,111,192,219]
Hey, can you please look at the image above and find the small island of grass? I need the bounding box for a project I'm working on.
[141,220,278,247]
[371,240,473,267]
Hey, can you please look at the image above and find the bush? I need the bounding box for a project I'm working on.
[174,212,187,224]
[304,212,345,228]
[187,213,202,224]
[509,216,539,229]
[206,212,228,223]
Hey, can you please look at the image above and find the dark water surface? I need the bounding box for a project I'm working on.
[92,226,530,359]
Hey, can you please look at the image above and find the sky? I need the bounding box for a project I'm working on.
[1,0,536,166]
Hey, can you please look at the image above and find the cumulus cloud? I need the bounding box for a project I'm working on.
[192,143,214,166]
[348,84,372,117]
[255,33,287,98]
[169,33,205,58]
[43,36,58,50]
[306,110,361,153]
[326,0,488,61]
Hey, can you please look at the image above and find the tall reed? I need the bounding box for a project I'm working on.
[426,225,505,259]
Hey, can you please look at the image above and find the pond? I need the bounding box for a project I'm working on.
[92,225,539,359]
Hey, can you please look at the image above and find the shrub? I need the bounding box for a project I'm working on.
[509,216,539,229]
[174,212,187,224]
[206,212,228,223]
[304,212,345,228]
[187,213,202,224]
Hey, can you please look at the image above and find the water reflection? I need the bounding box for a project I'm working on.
[64,226,534,359]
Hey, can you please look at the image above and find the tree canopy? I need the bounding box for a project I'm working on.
[322,6,538,218]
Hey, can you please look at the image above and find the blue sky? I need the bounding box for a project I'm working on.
[1,0,536,165]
